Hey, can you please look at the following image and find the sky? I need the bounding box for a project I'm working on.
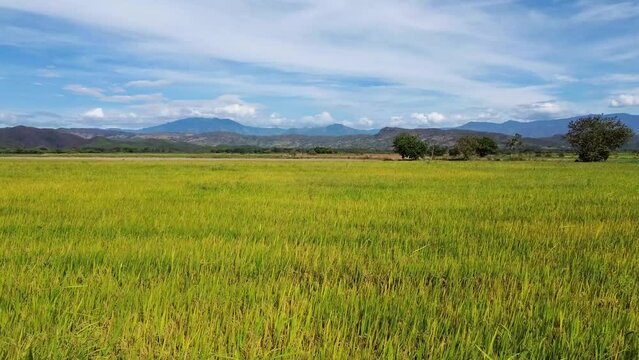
[0,0,638,130]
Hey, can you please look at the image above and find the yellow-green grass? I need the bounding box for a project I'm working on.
[0,159,637,358]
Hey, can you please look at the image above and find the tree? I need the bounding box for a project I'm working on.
[456,136,480,160]
[455,136,499,159]
[507,133,523,153]
[448,146,460,157]
[392,133,428,160]
[428,144,448,158]
[476,137,499,157]
[565,115,634,162]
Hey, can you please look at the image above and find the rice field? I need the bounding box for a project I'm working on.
[0,158,638,359]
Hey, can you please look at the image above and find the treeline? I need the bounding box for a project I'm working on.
[393,115,636,162]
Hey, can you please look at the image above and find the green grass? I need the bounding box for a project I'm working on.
[0,159,638,358]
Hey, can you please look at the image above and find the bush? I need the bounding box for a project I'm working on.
[311,147,336,154]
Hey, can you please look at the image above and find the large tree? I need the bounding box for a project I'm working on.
[455,136,499,159]
[565,115,634,162]
[456,136,480,160]
[476,137,499,157]
[392,133,428,160]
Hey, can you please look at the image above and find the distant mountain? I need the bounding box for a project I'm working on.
[0,126,89,149]
[134,127,568,150]
[140,117,378,136]
[285,123,378,136]
[83,137,208,152]
[3,118,638,152]
[58,128,132,139]
[141,118,275,135]
[457,113,639,138]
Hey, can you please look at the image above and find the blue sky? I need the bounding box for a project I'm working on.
[0,0,638,129]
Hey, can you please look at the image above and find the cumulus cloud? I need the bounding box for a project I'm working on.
[214,101,257,118]
[125,95,260,124]
[301,112,335,126]
[268,113,288,127]
[410,112,446,125]
[125,79,172,88]
[82,108,105,119]
[512,100,566,120]
[610,94,639,107]
[267,112,376,129]
[353,117,375,128]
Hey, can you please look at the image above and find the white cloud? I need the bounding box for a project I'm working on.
[411,112,446,125]
[301,111,335,126]
[0,111,63,127]
[554,74,578,83]
[213,99,257,118]
[2,1,636,126]
[102,93,165,103]
[82,108,105,119]
[591,73,639,83]
[590,35,639,63]
[125,79,172,88]
[0,0,565,110]
[573,2,639,22]
[353,117,374,128]
[64,84,103,98]
[268,113,287,127]
[110,86,127,93]
[125,95,259,124]
[64,83,165,103]
[512,100,566,120]
[0,112,18,125]
[37,68,60,78]
[610,94,639,107]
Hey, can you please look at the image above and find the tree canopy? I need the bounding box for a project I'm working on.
[455,136,499,159]
[565,115,634,162]
[392,133,428,160]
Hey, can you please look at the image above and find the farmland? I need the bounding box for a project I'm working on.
[0,159,638,358]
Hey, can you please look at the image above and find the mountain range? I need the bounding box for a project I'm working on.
[140,118,379,136]
[1,114,638,152]
[457,113,639,138]
[141,113,639,138]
